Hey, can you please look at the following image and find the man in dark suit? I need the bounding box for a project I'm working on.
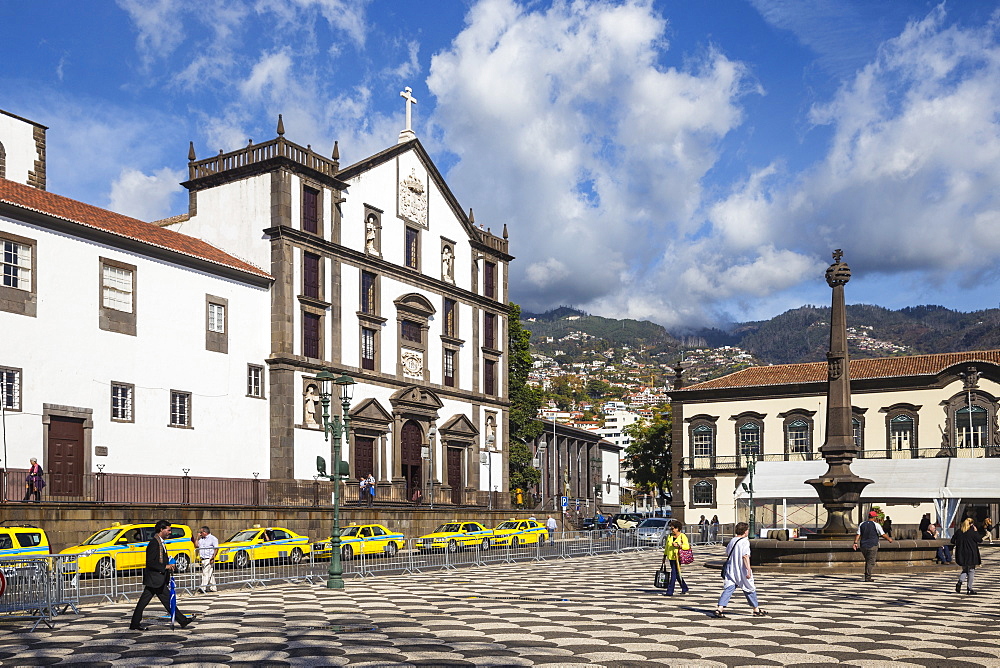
[129,520,192,631]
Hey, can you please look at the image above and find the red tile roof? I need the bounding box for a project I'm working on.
[681,350,1000,391]
[0,178,270,279]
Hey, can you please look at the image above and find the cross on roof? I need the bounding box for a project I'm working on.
[400,87,417,132]
[832,249,843,263]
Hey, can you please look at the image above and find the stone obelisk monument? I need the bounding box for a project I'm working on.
[806,250,873,538]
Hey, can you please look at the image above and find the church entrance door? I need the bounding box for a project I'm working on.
[48,416,84,496]
[400,421,423,502]
[447,447,463,505]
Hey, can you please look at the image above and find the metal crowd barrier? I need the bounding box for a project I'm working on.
[0,555,66,631]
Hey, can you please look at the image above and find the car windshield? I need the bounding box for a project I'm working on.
[340,527,361,537]
[638,519,669,528]
[227,530,259,542]
[435,523,462,533]
[82,529,121,545]
[495,522,518,530]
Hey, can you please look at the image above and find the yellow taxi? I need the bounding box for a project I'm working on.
[0,524,49,558]
[415,521,493,552]
[491,519,548,547]
[215,526,311,568]
[59,523,196,578]
[311,524,405,561]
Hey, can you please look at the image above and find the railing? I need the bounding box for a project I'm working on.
[188,136,339,181]
[683,446,1000,470]
[1,469,498,508]
[473,228,509,256]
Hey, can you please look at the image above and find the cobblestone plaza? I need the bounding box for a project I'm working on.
[1,545,998,667]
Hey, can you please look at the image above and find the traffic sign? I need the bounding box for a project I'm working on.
[560,495,568,508]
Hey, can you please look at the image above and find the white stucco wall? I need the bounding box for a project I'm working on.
[0,214,271,477]
[0,111,40,186]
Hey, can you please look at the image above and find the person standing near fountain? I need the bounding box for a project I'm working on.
[952,518,983,595]
[853,510,893,581]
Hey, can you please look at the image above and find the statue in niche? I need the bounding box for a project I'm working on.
[486,415,496,445]
[304,384,320,427]
[442,245,454,282]
[365,214,379,254]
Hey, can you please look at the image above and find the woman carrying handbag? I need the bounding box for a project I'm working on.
[660,519,692,596]
[23,457,45,502]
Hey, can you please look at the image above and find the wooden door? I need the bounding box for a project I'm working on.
[447,447,463,505]
[354,437,375,480]
[400,421,422,501]
[48,416,84,496]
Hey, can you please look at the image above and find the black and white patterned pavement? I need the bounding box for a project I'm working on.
[1,546,998,667]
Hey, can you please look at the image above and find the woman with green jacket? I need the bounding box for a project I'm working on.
[660,519,691,596]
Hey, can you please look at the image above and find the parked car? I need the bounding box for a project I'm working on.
[416,521,493,552]
[491,519,548,547]
[607,513,644,530]
[216,526,311,568]
[312,524,405,561]
[0,524,49,557]
[636,518,671,546]
[60,523,195,578]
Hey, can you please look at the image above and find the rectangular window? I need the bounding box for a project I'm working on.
[2,240,31,291]
[111,382,133,422]
[405,227,419,269]
[401,319,421,343]
[170,391,191,427]
[207,302,225,333]
[303,252,320,299]
[484,312,496,349]
[444,298,456,337]
[302,186,319,234]
[484,359,496,395]
[787,421,810,453]
[444,349,455,387]
[361,327,376,371]
[102,264,133,313]
[303,312,321,359]
[361,271,376,314]
[247,365,264,398]
[484,261,497,299]
[0,367,21,411]
[693,428,713,457]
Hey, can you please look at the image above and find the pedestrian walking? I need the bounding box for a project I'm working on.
[981,518,994,544]
[660,519,690,596]
[129,520,192,631]
[952,517,983,595]
[365,473,376,508]
[196,526,219,593]
[546,515,557,546]
[853,510,893,581]
[22,458,44,502]
[713,522,766,618]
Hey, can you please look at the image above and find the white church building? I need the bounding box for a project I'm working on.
[0,99,512,506]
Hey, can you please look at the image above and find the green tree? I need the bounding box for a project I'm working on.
[507,302,544,492]
[586,378,613,400]
[623,412,672,506]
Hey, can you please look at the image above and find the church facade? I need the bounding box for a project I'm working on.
[0,102,511,506]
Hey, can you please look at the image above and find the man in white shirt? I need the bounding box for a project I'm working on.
[196,526,219,593]
[545,515,558,546]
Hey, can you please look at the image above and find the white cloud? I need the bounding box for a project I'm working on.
[107,167,186,221]
[116,0,187,70]
[428,0,754,326]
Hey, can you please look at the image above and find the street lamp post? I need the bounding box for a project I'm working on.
[742,456,756,539]
[315,371,355,590]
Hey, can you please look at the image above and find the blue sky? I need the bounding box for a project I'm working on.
[3,0,1000,330]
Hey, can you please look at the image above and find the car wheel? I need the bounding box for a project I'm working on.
[481,537,491,551]
[96,557,115,579]
[342,545,353,561]
[234,550,250,569]
[447,539,459,553]
[174,553,190,573]
[290,548,303,565]
[511,537,520,549]
[384,542,398,558]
